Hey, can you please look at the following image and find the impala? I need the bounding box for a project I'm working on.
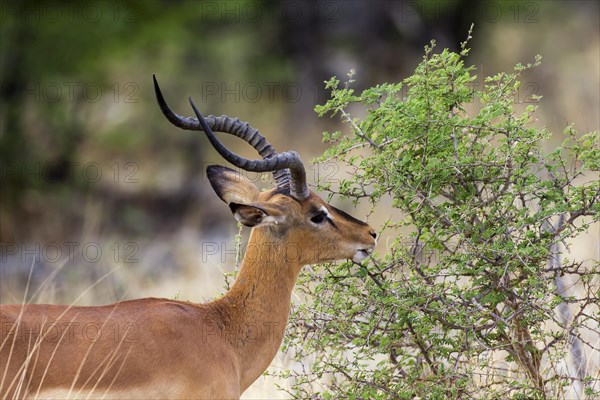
[0,76,377,399]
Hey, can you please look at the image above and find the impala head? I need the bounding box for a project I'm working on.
[153,76,377,265]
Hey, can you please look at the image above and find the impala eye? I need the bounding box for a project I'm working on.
[310,211,327,224]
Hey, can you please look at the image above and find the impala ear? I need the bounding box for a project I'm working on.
[229,203,285,228]
[207,165,286,227]
[207,165,260,205]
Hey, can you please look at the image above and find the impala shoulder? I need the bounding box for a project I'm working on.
[125,298,205,316]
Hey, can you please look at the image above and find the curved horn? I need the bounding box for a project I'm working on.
[153,76,275,158]
[188,98,309,201]
[153,75,291,188]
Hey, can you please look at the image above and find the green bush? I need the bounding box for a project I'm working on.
[279,35,599,399]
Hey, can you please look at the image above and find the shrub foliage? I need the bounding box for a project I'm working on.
[278,37,599,399]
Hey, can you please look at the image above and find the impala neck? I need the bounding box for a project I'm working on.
[215,227,304,389]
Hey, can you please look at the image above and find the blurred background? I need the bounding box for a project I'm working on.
[1,1,598,397]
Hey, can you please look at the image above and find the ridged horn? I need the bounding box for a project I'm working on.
[188,98,309,201]
[153,75,308,201]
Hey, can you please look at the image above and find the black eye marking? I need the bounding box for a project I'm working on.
[326,216,338,230]
[310,211,327,224]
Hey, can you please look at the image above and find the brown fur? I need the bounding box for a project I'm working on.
[0,167,376,399]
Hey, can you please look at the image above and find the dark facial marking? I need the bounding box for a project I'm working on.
[330,205,369,226]
[308,205,340,230]
[326,217,339,230]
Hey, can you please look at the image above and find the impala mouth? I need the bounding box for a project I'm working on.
[352,249,371,263]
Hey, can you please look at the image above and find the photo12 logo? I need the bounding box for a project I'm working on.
[0,161,139,185]
[198,82,302,104]
[200,161,341,185]
[0,241,139,264]
[398,1,539,24]
[0,1,137,24]
[199,1,340,23]
[13,81,139,104]
[1,321,139,344]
